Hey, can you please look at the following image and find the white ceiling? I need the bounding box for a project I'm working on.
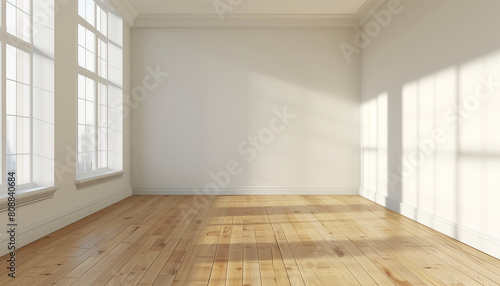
[128,0,369,15]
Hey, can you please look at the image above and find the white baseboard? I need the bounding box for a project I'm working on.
[0,186,133,257]
[133,186,359,196]
[360,187,500,259]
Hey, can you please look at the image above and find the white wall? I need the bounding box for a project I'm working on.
[131,27,361,195]
[0,0,132,256]
[361,0,500,258]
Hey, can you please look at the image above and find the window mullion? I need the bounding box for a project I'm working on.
[30,0,34,44]
[94,7,99,170]
[1,41,6,188]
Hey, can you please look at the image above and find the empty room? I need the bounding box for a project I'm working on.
[0,0,500,285]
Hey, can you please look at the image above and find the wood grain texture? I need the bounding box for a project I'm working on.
[1,195,499,285]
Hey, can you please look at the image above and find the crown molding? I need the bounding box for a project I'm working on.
[108,0,138,26]
[132,13,359,28]
[355,0,387,26]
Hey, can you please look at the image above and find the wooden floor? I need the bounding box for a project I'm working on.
[1,196,500,285]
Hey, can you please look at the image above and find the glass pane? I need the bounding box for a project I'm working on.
[78,99,86,124]
[85,151,95,171]
[98,127,107,150]
[6,80,16,115]
[108,66,122,87]
[86,78,95,101]
[101,10,107,36]
[17,83,30,117]
[77,153,85,172]
[6,155,16,174]
[98,105,107,127]
[99,58,107,78]
[6,116,17,155]
[108,43,122,69]
[85,0,95,27]
[86,29,95,52]
[78,0,86,18]
[78,25,85,46]
[17,117,31,154]
[18,9,31,43]
[6,4,17,37]
[96,6,101,32]
[78,125,85,152]
[108,86,122,111]
[98,151,107,168]
[98,39,106,59]
[17,154,31,185]
[86,101,94,125]
[6,45,16,80]
[78,75,86,99]
[108,12,122,46]
[99,83,107,104]
[85,125,94,151]
[78,46,85,68]
[17,48,31,84]
[17,0,30,14]
[86,50,95,72]
[109,108,122,132]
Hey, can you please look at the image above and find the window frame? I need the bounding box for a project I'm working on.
[76,0,123,186]
[0,0,57,204]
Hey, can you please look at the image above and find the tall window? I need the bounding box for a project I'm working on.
[1,0,55,193]
[77,0,123,176]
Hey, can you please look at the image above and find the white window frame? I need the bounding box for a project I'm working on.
[76,0,123,189]
[0,0,57,208]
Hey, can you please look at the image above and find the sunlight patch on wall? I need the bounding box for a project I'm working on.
[361,92,387,198]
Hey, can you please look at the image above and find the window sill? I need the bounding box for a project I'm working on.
[0,185,58,212]
[75,170,124,190]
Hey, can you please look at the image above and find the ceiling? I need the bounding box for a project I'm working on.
[127,0,369,15]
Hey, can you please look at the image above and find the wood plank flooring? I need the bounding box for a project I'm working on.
[1,195,500,285]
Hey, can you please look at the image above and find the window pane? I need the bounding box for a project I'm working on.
[86,101,94,125]
[108,85,122,111]
[98,105,107,127]
[17,48,31,84]
[100,9,107,36]
[86,50,95,72]
[17,9,31,43]
[96,6,108,36]
[17,154,31,185]
[18,0,30,14]
[99,83,107,104]
[6,3,17,37]
[98,128,107,153]
[78,0,86,18]
[77,153,85,172]
[86,29,95,53]
[85,0,95,26]
[108,12,122,46]
[6,81,16,115]
[17,117,31,154]
[6,156,16,174]
[86,77,95,101]
[17,83,30,117]
[108,107,122,132]
[78,75,86,99]
[78,25,85,46]
[78,99,86,124]
[85,125,94,151]
[6,45,17,80]
[85,151,94,171]
[78,125,85,152]
[78,46,86,69]
[6,116,17,155]
[98,151,107,168]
